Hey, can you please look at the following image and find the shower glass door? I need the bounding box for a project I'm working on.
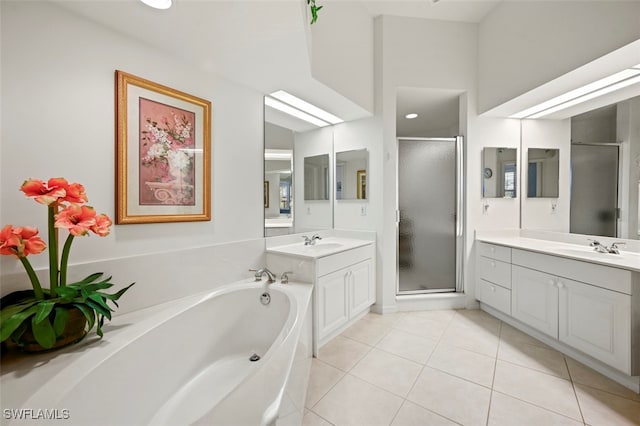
[397,137,463,294]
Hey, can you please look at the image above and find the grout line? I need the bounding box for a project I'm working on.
[308,408,337,426]
[491,389,587,425]
[564,355,587,425]
[486,320,504,425]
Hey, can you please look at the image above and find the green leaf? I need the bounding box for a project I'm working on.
[10,321,29,342]
[86,300,111,321]
[97,315,105,338]
[78,272,104,284]
[73,303,95,331]
[102,283,135,302]
[53,308,69,337]
[0,306,39,341]
[82,282,114,293]
[88,294,113,313]
[31,315,56,348]
[33,301,55,324]
[55,286,79,299]
[1,301,39,322]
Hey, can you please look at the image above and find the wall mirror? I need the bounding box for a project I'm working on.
[264,98,334,237]
[482,147,517,198]
[304,154,330,200]
[526,148,560,198]
[335,149,368,200]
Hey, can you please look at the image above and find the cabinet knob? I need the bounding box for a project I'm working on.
[548,279,555,286]
[491,261,496,268]
[490,285,496,292]
[490,247,496,252]
[557,281,564,289]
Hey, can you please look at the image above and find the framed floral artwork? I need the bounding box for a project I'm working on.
[115,70,211,224]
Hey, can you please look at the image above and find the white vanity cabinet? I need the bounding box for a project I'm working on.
[266,239,376,354]
[476,241,638,376]
[315,245,375,347]
[511,265,559,339]
[476,243,512,315]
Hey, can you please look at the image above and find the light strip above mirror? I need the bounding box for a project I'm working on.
[510,64,640,119]
[264,96,330,127]
[268,90,344,125]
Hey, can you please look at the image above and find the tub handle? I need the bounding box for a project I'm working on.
[280,271,293,284]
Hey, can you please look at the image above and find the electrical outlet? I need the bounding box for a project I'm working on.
[307,206,311,215]
[360,205,367,216]
[551,202,557,214]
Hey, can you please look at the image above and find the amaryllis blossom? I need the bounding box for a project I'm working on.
[55,205,97,236]
[0,225,46,258]
[20,177,88,206]
[90,214,112,237]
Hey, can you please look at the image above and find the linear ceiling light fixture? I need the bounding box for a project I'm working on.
[510,64,640,119]
[269,90,344,125]
[264,96,330,127]
[139,0,172,9]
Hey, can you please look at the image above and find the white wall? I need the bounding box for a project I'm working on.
[1,2,265,307]
[310,1,374,113]
[520,120,571,231]
[293,126,333,232]
[478,1,640,113]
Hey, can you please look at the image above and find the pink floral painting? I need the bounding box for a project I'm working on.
[139,98,196,206]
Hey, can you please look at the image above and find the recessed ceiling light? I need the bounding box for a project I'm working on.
[265,97,330,127]
[139,0,172,10]
[405,113,418,119]
[269,90,344,125]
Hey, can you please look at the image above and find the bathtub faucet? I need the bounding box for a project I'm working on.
[254,267,277,284]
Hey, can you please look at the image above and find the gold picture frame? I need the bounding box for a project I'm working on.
[357,169,367,200]
[115,70,211,224]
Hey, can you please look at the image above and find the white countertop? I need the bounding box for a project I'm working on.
[266,237,373,259]
[476,234,640,272]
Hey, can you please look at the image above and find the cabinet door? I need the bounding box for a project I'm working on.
[512,265,559,338]
[317,268,349,340]
[349,259,373,318]
[559,278,631,374]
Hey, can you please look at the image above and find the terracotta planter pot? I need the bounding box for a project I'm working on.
[1,291,88,353]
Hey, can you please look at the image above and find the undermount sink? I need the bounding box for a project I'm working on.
[551,246,621,259]
[303,242,345,251]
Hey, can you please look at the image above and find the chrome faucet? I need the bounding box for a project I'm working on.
[588,239,610,253]
[253,267,276,284]
[588,239,625,254]
[608,242,626,255]
[302,234,322,246]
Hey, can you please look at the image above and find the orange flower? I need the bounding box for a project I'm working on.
[20,178,88,206]
[55,205,97,236]
[90,214,112,237]
[0,225,46,258]
[20,178,67,206]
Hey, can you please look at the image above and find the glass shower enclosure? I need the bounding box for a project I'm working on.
[397,137,464,294]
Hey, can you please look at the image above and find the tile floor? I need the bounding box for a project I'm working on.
[302,309,640,426]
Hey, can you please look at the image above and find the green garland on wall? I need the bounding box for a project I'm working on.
[308,0,323,24]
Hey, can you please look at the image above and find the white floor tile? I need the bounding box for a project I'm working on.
[341,318,392,346]
[439,321,500,358]
[427,342,496,387]
[493,360,582,421]
[350,348,423,397]
[391,400,458,426]
[500,323,550,349]
[317,336,371,372]
[566,357,640,402]
[312,375,404,426]
[306,359,345,409]
[497,339,569,379]
[407,366,491,426]
[392,314,450,341]
[303,410,334,426]
[375,328,437,365]
[489,391,584,426]
[575,384,640,426]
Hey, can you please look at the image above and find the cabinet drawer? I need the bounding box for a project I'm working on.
[478,242,511,263]
[478,256,511,289]
[477,279,511,315]
[317,244,374,277]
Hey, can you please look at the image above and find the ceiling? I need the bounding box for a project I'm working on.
[51,0,505,132]
[396,87,462,137]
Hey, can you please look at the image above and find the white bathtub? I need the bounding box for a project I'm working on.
[2,280,313,426]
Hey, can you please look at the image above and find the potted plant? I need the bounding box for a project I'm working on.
[0,178,134,353]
